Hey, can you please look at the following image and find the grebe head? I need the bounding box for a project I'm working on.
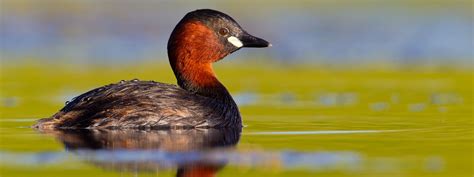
[168,9,270,63]
[167,9,269,97]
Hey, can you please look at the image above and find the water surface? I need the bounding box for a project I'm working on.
[0,65,472,177]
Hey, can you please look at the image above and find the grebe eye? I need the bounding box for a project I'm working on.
[218,28,229,36]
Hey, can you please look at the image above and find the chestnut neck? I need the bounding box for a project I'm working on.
[172,61,231,100]
[167,20,234,103]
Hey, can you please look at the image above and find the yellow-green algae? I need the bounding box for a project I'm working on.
[0,62,472,177]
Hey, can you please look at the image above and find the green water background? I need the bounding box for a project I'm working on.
[0,62,472,177]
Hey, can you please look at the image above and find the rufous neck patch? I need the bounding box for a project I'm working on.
[168,20,227,92]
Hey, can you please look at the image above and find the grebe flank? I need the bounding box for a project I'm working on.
[33,9,270,130]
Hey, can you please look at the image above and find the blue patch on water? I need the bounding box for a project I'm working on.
[0,150,362,171]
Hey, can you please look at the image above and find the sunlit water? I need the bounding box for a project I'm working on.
[0,65,472,177]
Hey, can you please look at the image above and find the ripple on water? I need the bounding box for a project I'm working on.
[244,129,410,135]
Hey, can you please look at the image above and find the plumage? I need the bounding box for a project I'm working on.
[34,80,240,129]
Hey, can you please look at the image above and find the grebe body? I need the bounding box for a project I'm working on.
[34,9,270,130]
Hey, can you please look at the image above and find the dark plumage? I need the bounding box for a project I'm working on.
[34,80,240,129]
[33,9,270,130]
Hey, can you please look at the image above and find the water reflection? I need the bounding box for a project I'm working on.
[37,128,241,176]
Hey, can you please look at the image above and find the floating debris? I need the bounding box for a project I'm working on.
[317,93,338,106]
[280,92,296,104]
[1,97,19,108]
[234,92,259,106]
[424,156,444,172]
[437,107,448,113]
[430,93,462,105]
[370,102,389,112]
[408,103,426,112]
[317,92,358,107]
[390,93,400,104]
[340,92,358,106]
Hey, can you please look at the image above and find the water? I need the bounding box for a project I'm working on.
[1,118,471,177]
[0,65,472,177]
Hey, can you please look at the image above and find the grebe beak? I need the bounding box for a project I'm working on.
[240,32,271,48]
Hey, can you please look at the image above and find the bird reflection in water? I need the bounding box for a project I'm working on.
[37,128,241,177]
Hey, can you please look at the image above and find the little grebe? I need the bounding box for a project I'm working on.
[33,9,270,130]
